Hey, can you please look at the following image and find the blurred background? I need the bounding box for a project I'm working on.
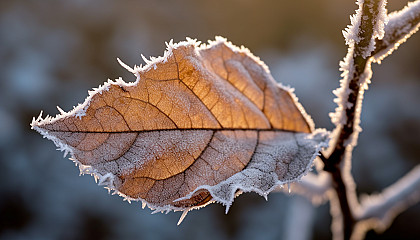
[1,0,419,239]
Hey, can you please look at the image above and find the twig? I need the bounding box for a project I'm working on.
[373,0,420,62]
[328,0,387,167]
[357,165,420,229]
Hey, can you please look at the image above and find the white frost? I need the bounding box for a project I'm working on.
[330,0,387,143]
[175,129,329,214]
[342,1,363,46]
[329,47,355,127]
[373,0,420,63]
[342,0,388,58]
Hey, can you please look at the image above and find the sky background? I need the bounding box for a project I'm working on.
[1,0,420,239]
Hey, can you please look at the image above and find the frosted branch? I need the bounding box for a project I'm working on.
[325,1,388,239]
[329,0,387,138]
[357,165,420,230]
[373,0,420,63]
[296,1,420,239]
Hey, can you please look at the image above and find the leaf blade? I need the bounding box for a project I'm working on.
[32,37,328,213]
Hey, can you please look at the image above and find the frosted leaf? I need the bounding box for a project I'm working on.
[31,37,329,216]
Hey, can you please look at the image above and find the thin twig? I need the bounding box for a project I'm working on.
[358,165,420,227]
[373,0,420,62]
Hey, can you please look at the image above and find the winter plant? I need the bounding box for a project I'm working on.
[31,0,420,239]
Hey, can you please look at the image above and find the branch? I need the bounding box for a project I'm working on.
[373,0,420,62]
[329,0,387,161]
[357,165,420,230]
[326,0,388,239]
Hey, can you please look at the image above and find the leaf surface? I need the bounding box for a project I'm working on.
[32,37,328,214]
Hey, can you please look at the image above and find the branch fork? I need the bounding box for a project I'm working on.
[293,0,420,239]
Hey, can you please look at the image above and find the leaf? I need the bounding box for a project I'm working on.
[31,37,328,216]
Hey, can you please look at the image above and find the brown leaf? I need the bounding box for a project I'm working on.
[31,37,328,216]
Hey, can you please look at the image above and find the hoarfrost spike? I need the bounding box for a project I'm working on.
[177,209,190,226]
[117,58,135,73]
[56,106,65,115]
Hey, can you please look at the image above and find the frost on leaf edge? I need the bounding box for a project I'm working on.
[30,36,326,215]
[32,118,329,216]
[175,129,330,214]
[29,36,315,132]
